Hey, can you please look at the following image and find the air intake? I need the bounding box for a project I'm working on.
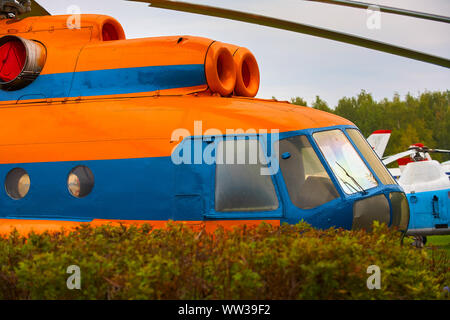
[0,35,46,91]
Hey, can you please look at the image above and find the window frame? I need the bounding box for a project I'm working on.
[344,128,397,186]
[277,134,341,210]
[67,165,95,199]
[4,167,31,200]
[206,134,284,219]
[312,128,379,195]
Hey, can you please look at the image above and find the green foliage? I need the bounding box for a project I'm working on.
[0,222,448,300]
[293,90,449,162]
[290,96,308,107]
[311,95,332,112]
[428,235,450,257]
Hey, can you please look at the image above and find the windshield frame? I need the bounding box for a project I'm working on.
[344,128,397,186]
[312,128,379,195]
[276,134,341,210]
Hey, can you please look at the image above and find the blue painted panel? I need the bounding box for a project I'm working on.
[407,188,449,230]
[0,73,73,101]
[0,157,183,221]
[69,64,206,97]
[0,64,206,102]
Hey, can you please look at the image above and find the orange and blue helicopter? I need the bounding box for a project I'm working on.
[0,0,448,235]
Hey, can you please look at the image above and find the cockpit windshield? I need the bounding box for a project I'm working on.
[313,130,378,194]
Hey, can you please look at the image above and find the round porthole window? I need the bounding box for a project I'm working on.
[67,166,94,198]
[5,168,30,200]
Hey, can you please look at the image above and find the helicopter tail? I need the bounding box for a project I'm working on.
[367,130,391,158]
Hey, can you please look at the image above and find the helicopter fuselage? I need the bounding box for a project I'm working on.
[0,14,409,234]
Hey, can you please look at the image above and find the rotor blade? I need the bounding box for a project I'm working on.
[305,0,450,24]
[127,0,450,68]
[21,0,50,18]
[382,150,416,166]
[429,149,450,154]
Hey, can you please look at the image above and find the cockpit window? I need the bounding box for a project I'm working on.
[278,135,339,209]
[313,129,378,194]
[346,128,396,185]
[215,139,279,212]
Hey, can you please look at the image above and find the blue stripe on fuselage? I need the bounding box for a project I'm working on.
[0,157,186,221]
[0,64,206,102]
[0,126,407,229]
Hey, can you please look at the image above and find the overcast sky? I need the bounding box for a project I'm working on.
[40,0,450,107]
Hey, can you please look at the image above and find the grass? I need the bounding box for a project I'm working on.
[427,235,450,256]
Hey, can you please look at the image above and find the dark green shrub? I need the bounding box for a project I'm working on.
[0,221,448,299]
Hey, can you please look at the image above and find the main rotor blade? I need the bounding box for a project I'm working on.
[429,149,450,154]
[305,0,450,24]
[382,150,416,165]
[128,0,450,68]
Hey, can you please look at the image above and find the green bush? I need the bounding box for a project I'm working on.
[0,221,448,299]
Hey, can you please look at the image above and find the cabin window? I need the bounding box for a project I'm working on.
[5,168,30,200]
[67,166,95,198]
[278,135,339,209]
[346,128,396,185]
[389,192,410,231]
[313,129,378,194]
[215,139,279,212]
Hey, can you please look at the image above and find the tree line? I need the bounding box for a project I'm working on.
[288,90,449,163]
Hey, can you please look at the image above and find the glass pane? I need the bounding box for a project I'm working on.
[215,139,279,212]
[5,168,30,200]
[352,194,390,231]
[278,136,339,209]
[314,130,378,194]
[68,166,95,198]
[346,128,396,185]
[18,174,30,198]
[390,192,410,231]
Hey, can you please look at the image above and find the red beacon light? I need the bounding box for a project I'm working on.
[0,35,46,91]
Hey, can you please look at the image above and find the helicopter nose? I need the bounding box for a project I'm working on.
[352,192,409,232]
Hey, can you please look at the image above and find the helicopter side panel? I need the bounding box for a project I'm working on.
[0,96,355,234]
[0,36,213,104]
[0,64,206,102]
[406,188,450,236]
[0,96,354,164]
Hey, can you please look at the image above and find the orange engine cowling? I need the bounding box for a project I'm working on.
[0,14,260,99]
[0,35,46,91]
[205,42,260,98]
[222,44,260,98]
[232,47,260,98]
[205,41,237,97]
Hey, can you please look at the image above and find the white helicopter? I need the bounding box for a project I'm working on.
[367,131,450,246]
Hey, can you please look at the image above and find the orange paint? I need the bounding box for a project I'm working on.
[232,47,260,97]
[204,41,236,96]
[0,15,125,43]
[75,36,213,72]
[0,95,353,164]
[1,16,212,78]
[0,15,126,75]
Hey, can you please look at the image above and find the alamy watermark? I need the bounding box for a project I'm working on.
[66,265,81,290]
[66,5,81,30]
[366,5,381,30]
[367,265,381,290]
[170,121,280,175]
